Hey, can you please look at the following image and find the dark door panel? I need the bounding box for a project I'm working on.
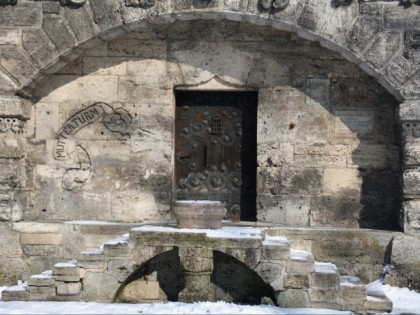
[175,91,257,221]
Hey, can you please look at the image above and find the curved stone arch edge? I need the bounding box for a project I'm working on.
[8,11,408,110]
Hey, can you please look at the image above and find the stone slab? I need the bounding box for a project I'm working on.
[21,234,63,245]
[334,111,375,138]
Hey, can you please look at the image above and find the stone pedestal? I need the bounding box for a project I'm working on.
[173,200,226,229]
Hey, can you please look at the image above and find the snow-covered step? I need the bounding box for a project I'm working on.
[364,295,393,313]
[338,276,367,301]
[311,262,340,288]
[1,283,29,301]
[28,270,55,287]
[53,260,80,282]
[78,249,105,269]
[262,235,290,260]
[287,250,315,274]
[103,234,129,257]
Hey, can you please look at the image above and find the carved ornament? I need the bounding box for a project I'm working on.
[125,0,155,8]
[0,117,24,134]
[0,0,17,5]
[259,0,289,11]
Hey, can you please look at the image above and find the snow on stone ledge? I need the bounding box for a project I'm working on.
[315,262,338,273]
[340,276,363,286]
[104,234,129,245]
[262,234,289,246]
[30,270,53,279]
[54,260,77,268]
[132,225,265,239]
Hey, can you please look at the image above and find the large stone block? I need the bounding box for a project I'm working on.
[346,16,380,53]
[0,47,37,86]
[403,200,420,233]
[81,271,119,302]
[22,29,59,68]
[323,168,362,196]
[276,289,310,308]
[0,3,41,26]
[63,5,99,42]
[384,4,420,29]
[0,223,22,257]
[29,285,56,300]
[253,262,283,284]
[1,286,29,301]
[42,16,76,55]
[107,259,134,282]
[21,233,63,245]
[109,39,167,58]
[284,274,309,289]
[119,279,166,302]
[82,57,127,76]
[309,287,337,302]
[403,169,420,198]
[89,0,123,31]
[56,281,82,296]
[257,142,294,167]
[364,31,402,68]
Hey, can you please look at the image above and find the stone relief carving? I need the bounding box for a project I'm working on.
[259,0,289,11]
[55,102,132,191]
[0,117,24,134]
[125,0,155,8]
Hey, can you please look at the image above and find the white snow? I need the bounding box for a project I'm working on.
[54,260,77,268]
[79,249,104,255]
[289,250,313,261]
[340,276,362,286]
[132,225,264,239]
[174,200,223,204]
[63,221,131,225]
[30,270,53,279]
[104,234,129,245]
[262,235,289,246]
[314,262,338,274]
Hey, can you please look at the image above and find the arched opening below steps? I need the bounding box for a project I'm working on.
[211,250,277,305]
[113,248,185,302]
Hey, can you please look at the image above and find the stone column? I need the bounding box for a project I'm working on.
[400,100,420,234]
[178,247,215,302]
[0,96,31,222]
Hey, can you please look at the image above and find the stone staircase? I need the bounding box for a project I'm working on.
[1,226,393,313]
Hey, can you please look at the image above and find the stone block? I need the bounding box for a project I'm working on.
[83,57,127,76]
[222,247,261,270]
[0,47,37,86]
[284,274,309,289]
[53,263,80,282]
[109,39,167,58]
[334,110,375,138]
[42,15,76,55]
[257,142,294,167]
[403,169,420,198]
[0,3,41,26]
[56,281,82,296]
[287,250,314,274]
[346,16,380,53]
[0,222,23,257]
[0,96,31,119]
[348,144,387,168]
[2,287,29,301]
[338,277,367,301]
[0,135,26,159]
[309,287,337,303]
[262,244,290,261]
[29,285,56,300]
[323,168,362,196]
[0,29,20,46]
[276,289,310,308]
[22,245,58,256]
[63,5,98,42]
[90,0,123,31]
[364,296,393,313]
[107,259,134,282]
[103,243,129,257]
[21,234,63,245]
[82,271,119,302]
[384,4,420,29]
[403,200,420,233]
[399,101,420,122]
[77,251,105,269]
[132,245,174,266]
[36,75,119,103]
[311,272,340,288]
[22,29,59,68]
[28,272,55,287]
[254,262,283,283]
[119,279,165,302]
[364,31,402,68]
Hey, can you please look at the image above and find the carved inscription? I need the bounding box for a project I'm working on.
[54,102,132,191]
[125,0,155,8]
[334,111,375,138]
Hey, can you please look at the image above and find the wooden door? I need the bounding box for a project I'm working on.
[175,91,257,221]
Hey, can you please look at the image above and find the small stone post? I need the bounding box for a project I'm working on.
[400,100,420,234]
[178,247,215,302]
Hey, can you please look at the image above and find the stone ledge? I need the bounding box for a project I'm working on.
[0,96,32,119]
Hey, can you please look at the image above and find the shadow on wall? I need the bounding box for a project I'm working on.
[27,19,402,230]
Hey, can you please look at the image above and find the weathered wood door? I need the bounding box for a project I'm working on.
[175,91,257,221]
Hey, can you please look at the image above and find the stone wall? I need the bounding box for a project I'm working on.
[23,20,400,228]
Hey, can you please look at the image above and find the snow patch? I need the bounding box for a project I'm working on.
[54,260,77,268]
[104,234,129,246]
[290,250,313,261]
[262,235,289,246]
[314,262,338,274]
[31,270,53,279]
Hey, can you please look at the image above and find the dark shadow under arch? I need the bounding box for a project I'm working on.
[113,248,185,302]
[211,250,277,306]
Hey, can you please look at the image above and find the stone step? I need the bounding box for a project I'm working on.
[78,249,105,269]
[103,234,129,257]
[53,260,80,282]
[262,235,290,260]
[1,283,29,301]
[364,295,393,313]
[28,270,55,287]
[337,276,367,312]
[287,250,315,274]
[311,262,340,288]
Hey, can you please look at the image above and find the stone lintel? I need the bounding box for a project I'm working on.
[0,96,32,119]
